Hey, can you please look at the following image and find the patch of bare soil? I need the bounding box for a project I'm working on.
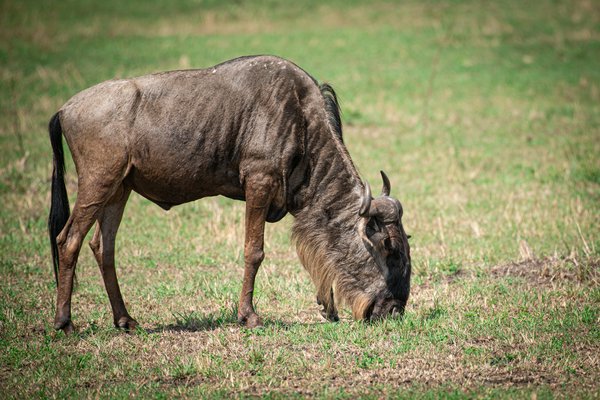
[490,256,599,287]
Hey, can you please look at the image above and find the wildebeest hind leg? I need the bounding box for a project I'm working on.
[54,172,127,334]
[89,186,137,331]
[237,173,276,328]
[54,189,116,333]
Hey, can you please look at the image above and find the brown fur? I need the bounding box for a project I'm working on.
[47,55,410,333]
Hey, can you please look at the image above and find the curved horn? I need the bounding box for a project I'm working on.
[380,170,391,196]
[359,181,372,217]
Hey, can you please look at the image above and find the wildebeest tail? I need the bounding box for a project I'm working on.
[48,112,70,286]
[319,83,343,142]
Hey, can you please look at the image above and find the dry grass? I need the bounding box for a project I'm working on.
[2,252,598,397]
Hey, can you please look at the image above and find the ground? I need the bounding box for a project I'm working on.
[0,0,599,398]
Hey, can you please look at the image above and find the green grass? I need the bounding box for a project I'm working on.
[1,0,599,398]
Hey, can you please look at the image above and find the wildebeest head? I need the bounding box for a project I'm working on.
[357,171,411,321]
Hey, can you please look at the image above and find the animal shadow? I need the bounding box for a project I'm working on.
[145,310,312,334]
[146,309,238,333]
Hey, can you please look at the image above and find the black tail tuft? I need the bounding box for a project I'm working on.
[319,83,343,142]
[48,112,70,286]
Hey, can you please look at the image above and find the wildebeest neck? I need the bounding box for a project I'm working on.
[291,127,386,319]
[288,111,362,215]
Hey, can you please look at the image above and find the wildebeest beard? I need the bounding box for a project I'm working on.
[292,190,410,321]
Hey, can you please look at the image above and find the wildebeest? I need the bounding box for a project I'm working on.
[48,55,411,333]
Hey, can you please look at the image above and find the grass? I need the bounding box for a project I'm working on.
[1,0,599,397]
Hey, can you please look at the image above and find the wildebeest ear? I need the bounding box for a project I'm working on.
[369,231,387,246]
[363,218,389,250]
[358,219,390,276]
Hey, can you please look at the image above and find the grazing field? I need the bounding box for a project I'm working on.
[1,0,599,398]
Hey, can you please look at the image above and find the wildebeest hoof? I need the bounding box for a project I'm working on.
[115,316,138,331]
[238,313,263,329]
[317,291,338,321]
[54,319,75,335]
[319,309,339,322]
[317,298,339,322]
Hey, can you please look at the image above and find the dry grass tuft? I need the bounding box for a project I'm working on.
[491,256,599,287]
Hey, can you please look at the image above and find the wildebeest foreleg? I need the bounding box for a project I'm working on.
[89,186,137,331]
[317,288,339,322]
[237,174,276,328]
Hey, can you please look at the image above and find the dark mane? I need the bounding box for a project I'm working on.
[319,83,343,142]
